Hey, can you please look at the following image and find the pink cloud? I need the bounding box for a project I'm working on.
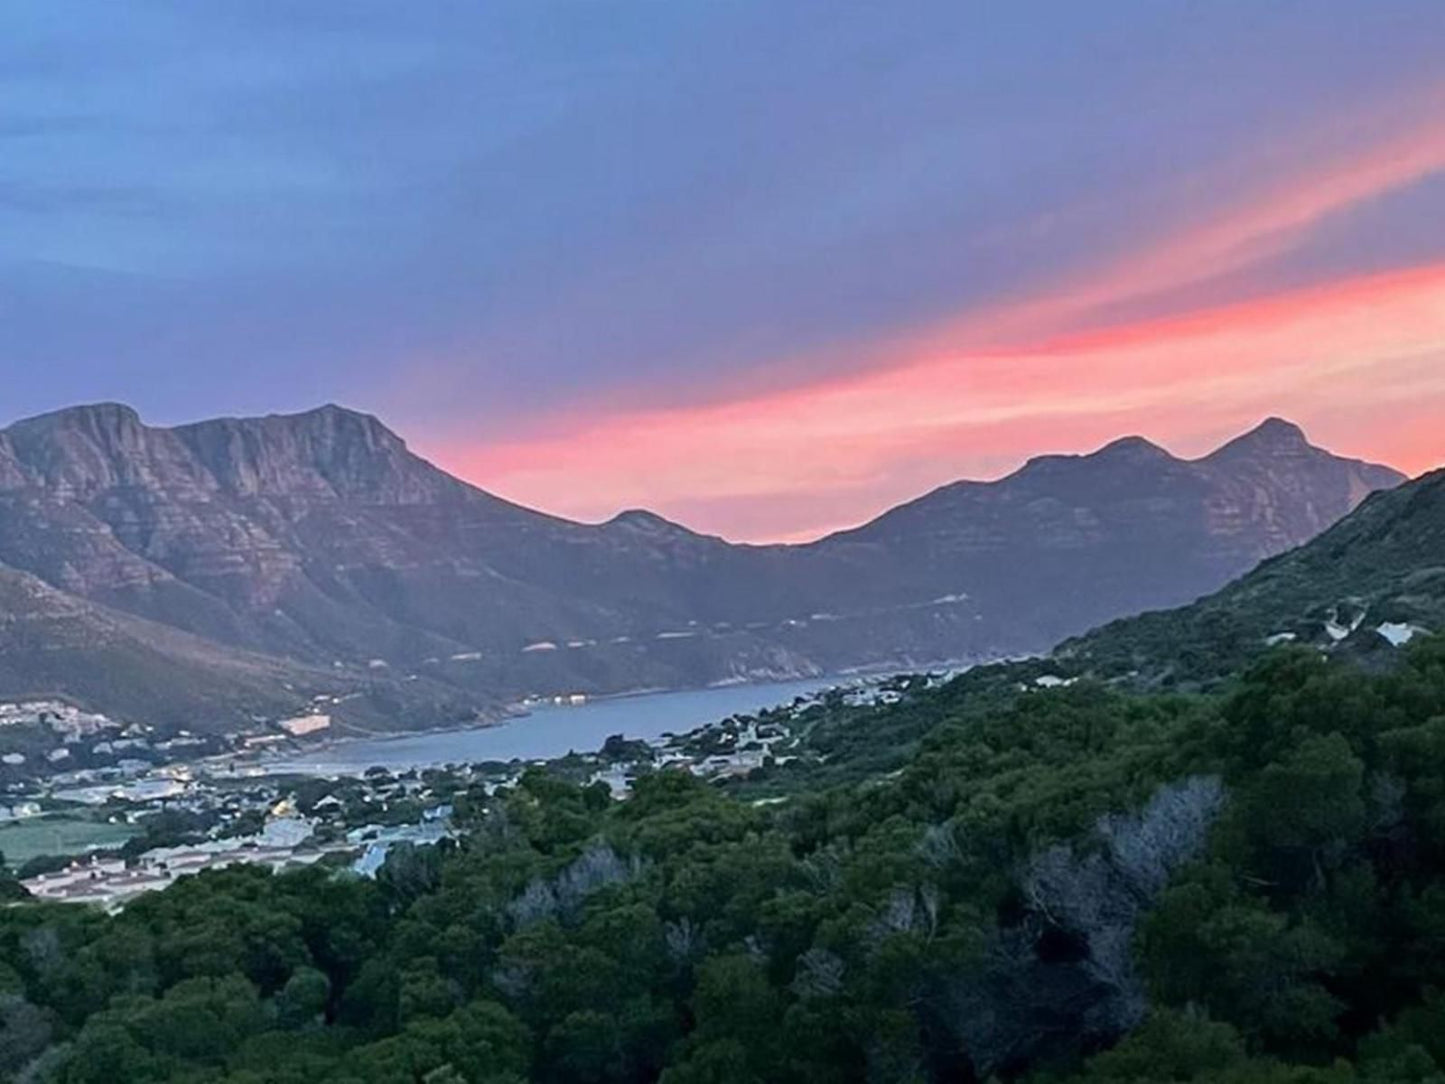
[906,85,1445,353]
[419,91,1445,541]
[428,263,1445,540]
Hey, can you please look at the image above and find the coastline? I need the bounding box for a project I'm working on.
[207,657,978,778]
[245,674,853,776]
[264,673,831,763]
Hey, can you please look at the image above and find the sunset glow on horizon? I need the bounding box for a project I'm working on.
[430,261,1445,542]
[424,96,1445,541]
[7,2,1445,541]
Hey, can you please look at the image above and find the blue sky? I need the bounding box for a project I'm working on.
[4,2,1445,538]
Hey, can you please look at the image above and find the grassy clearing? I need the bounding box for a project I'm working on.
[0,816,138,865]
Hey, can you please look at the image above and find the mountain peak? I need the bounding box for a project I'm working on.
[1208,417,1312,458]
[1,402,159,495]
[1014,434,1173,478]
[605,508,699,537]
[164,403,457,504]
[235,403,403,444]
[1094,434,1171,459]
[8,401,145,436]
[177,403,410,457]
[286,402,385,426]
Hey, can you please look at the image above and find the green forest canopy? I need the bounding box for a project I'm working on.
[2,638,1445,1082]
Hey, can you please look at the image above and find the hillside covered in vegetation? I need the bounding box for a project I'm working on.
[1063,467,1445,686]
[2,634,1445,1082]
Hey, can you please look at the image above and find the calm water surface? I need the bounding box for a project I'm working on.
[263,678,830,776]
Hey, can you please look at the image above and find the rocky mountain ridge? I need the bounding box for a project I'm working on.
[1062,462,1445,683]
[0,403,1405,731]
[818,416,1403,649]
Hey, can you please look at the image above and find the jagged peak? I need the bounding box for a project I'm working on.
[181,402,398,438]
[1014,433,1174,477]
[1093,434,1172,459]
[4,401,403,449]
[606,508,697,535]
[167,403,453,503]
[3,403,153,469]
[6,401,145,435]
[1206,417,1313,459]
[0,403,176,495]
[279,402,387,428]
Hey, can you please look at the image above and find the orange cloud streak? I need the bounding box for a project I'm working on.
[422,90,1445,541]
[909,86,1445,352]
[430,264,1445,540]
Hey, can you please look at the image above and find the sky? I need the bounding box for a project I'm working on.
[4,2,1445,541]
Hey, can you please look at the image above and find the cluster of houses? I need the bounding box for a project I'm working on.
[652,716,798,781]
[0,700,114,738]
[4,672,941,911]
[0,699,218,779]
[13,765,462,911]
[21,833,340,910]
[0,693,354,785]
[20,807,456,911]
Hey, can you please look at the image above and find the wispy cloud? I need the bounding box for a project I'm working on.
[425,90,1445,539]
[895,86,1445,352]
[431,262,1445,540]
[6,1,1445,530]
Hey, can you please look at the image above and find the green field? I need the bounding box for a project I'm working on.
[0,816,139,865]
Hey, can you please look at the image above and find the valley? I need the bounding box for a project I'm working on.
[0,418,1439,1083]
[8,8,1445,1081]
[0,404,1402,753]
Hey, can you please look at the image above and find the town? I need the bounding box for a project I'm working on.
[0,674,934,910]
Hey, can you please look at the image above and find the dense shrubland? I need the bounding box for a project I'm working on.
[1062,468,1445,688]
[2,638,1445,1082]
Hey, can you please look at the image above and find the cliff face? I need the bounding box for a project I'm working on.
[1065,463,1445,684]
[0,404,1405,730]
[814,418,1405,651]
[1196,418,1404,551]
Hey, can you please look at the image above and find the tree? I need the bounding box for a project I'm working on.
[276,965,330,1029]
[1078,1008,1246,1081]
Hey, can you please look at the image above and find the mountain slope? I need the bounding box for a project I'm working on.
[1062,465,1445,683]
[0,560,340,728]
[0,404,1405,729]
[811,418,1404,652]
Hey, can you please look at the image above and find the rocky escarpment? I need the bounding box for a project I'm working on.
[816,418,1403,652]
[0,404,1405,730]
[1064,463,1445,684]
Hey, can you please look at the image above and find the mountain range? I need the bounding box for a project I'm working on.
[0,403,1405,733]
[1064,460,1445,683]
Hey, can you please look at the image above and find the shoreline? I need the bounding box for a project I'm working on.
[239,673,859,775]
[186,658,977,779]
[262,672,836,764]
